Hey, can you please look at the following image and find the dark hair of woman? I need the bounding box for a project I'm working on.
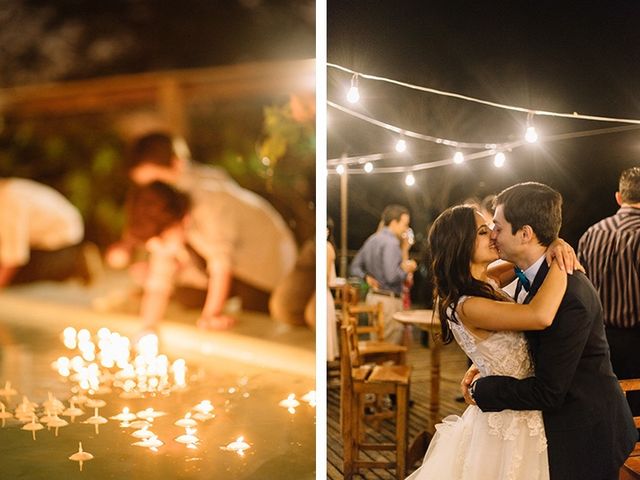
[427,205,511,344]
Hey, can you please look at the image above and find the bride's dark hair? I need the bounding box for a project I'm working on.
[428,205,510,344]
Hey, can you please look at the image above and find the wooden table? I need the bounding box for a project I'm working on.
[393,309,441,431]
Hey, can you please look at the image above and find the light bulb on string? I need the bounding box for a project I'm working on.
[525,112,538,143]
[494,152,506,168]
[404,173,415,186]
[395,138,407,153]
[346,74,360,104]
[453,151,465,164]
[363,162,373,173]
[525,126,538,143]
[336,164,345,175]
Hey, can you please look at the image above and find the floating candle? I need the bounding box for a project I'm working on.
[69,442,93,471]
[301,390,316,407]
[175,427,199,447]
[224,436,250,456]
[278,393,300,414]
[174,412,197,428]
[22,415,44,440]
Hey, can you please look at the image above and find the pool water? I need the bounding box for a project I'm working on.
[0,325,315,479]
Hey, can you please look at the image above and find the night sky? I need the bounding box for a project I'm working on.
[327,1,640,261]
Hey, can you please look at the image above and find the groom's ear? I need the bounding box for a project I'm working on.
[520,225,535,243]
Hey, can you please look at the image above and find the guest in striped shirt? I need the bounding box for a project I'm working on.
[578,166,640,420]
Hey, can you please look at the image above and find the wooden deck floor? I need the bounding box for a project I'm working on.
[327,332,469,479]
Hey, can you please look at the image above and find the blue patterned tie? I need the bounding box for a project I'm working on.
[514,266,531,293]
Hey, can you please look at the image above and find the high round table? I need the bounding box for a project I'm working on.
[393,309,441,432]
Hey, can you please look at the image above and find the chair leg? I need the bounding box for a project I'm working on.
[343,392,356,479]
[395,384,409,479]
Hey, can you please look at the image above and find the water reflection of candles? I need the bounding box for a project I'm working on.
[278,393,300,414]
[192,400,215,421]
[133,434,164,450]
[110,407,136,425]
[83,407,107,434]
[0,381,17,400]
[224,436,250,456]
[131,425,154,439]
[175,427,199,448]
[0,403,13,427]
[174,412,197,428]
[301,390,316,407]
[69,442,93,471]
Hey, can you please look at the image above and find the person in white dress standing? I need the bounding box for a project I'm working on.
[407,204,577,480]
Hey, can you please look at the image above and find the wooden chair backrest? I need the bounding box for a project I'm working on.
[346,302,384,341]
[620,379,640,431]
[334,284,359,311]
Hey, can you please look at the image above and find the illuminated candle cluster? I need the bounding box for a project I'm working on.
[55,328,188,398]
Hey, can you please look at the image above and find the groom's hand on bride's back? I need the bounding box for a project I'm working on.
[545,238,585,275]
[461,365,480,406]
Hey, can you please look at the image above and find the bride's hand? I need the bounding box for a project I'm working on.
[461,365,480,406]
[545,238,586,275]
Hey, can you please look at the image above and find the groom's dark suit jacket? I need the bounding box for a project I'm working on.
[473,261,637,480]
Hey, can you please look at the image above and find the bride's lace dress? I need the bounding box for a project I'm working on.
[406,296,549,480]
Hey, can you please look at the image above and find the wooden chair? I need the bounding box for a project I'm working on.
[619,379,640,480]
[334,283,359,312]
[340,323,411,480]
[345,302,407,366]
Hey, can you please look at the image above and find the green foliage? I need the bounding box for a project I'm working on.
[0,115,128,248]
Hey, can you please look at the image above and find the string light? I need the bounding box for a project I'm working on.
[327,124,640,175]
[525,126,538,143]
[525,112,538,143]
[346,74,360,104]
[395,138,407,153]
[328,62,640,177]
[329,63,640,124]
[404,173,416,186]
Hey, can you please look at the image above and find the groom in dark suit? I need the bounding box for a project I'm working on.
[466,182,637,480]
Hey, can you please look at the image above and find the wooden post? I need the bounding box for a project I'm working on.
[158,78,187,137]
[339,155,349,278]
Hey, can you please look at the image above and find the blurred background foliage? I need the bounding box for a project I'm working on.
[0,91,315,249]
[0,0,315,250]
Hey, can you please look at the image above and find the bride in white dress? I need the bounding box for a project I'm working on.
[407,205,576,480]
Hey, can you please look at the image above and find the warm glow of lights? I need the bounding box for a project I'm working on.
[63,327,77,349]
[364,162,373,173]
[301,391,316,407]
[405,173,416,186]
[279,393,301,414]
[453,151,465,164]
[336,164,345,176]
[224,436,250,456]
[346,86,360,103]
[77,329,91,343]
[175,412,197,428]
[494,152,506,167]
[525,126,538,143]
[175,427,199,446]
[171,359,187,388]
[395,138,407,153]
